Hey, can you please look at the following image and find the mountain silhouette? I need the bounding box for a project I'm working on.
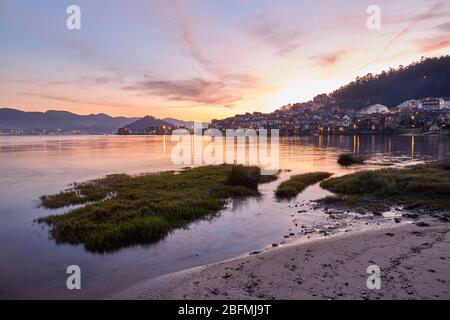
[0,108,139,133]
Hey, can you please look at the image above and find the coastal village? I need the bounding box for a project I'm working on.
[117,96,450,136]
[210,96,450,135]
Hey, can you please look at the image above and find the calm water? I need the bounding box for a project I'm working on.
[0,135,449,299]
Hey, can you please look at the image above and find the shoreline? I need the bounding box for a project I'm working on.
[2,132,449,137]
[110,219,450,300]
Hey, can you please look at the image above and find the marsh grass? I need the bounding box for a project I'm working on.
[226,165,278,189]
[275,172,333,200]
[37,165,277,253]
[320,195,360,206]
[320,164,450,210]
[40,180,113,209]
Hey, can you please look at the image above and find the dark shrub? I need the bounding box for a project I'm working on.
[226,165,259,190]
[337,153,365,166]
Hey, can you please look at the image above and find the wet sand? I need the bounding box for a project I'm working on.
[111,220,450,300]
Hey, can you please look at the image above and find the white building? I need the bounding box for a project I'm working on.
[419,97,442,111]
[395,100,419,112]
[360,104,390,115]
[441,98,450,110]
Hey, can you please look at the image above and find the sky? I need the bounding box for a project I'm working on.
[0,0,449,121]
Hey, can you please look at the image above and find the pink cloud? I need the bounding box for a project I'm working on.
[310,50,348,68]
[420,37,450,53]
[123,78,241,106]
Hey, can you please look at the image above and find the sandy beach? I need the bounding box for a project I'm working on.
[112,219,450,300]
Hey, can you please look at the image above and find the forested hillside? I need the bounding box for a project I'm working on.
[330,56,450,109]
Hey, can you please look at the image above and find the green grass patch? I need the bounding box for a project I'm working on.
[320,164,450,210]
[275,172,333,200]
[40,179,115,209]
[37,165,277,253]
[320,195,360,206]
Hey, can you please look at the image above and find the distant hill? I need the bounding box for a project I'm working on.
[330,56,450,109]
[163,118,209,129]
[0,108,139,133]
[163,117,189,127]
[123,116,174,134]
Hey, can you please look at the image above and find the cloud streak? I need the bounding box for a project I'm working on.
[242,13,303,57]
[435,22,450,32]
[177,11,211,71]
[382,1,450,52]
[21,93,130,108]
[310,50,348,68]
[123,78,243,106]
[420,37,450,53]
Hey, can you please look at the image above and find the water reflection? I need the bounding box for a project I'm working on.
[0,134,449,299]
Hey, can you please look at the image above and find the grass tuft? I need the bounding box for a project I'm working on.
[226,165,260,190]
[275,172,333,199]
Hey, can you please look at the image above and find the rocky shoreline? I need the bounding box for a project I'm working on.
[110,217,450,300]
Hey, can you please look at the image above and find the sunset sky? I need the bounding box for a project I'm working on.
[1,0,449,121]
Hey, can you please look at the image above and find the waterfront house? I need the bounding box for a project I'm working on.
[419,97,441,111]
[395,100,419,112]
[117,127,132,135]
